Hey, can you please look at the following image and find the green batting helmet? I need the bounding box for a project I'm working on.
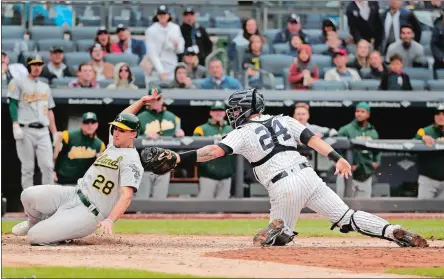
[109,112,141,134]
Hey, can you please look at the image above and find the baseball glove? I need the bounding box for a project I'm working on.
[140,147,178,175]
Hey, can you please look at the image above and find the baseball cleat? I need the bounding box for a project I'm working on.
[393,229,429,248]
[12,221,30,236]
[253,219,285,247]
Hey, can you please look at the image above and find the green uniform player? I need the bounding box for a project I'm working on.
[413,104,444,199]
[193,102,236,199]
[337,102,381,198]
[53,112,105,185]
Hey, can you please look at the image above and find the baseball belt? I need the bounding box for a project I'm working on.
[77,189,100,217]
[271,162,311,184]
[19,122,45,129]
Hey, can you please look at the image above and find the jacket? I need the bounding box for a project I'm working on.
[145,22,185,78]
[324,68,361,81]
[198,75,242,90]
[272,28,309,45]
[413,124,444,181]
[87,61,114,80]
[187,64,207,79]
[118,38,146,62]
[137,108,181,136]
[378,71,413,91]
[40,63,74,82]
[106,62,138,89]
[385,40,425,67]
[431,19,444,63]
[346,1,383,48]
[380,8,422,48]
[180,23,213,66]
[288,61,319,90]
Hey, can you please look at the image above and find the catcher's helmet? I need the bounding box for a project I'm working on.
[26,54,44,72]
[109,112,141,134]
[226,88,265,128]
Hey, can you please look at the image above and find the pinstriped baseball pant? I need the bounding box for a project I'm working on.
[268,166,399,239]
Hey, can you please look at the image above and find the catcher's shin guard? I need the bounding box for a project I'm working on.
[253,219,298,247]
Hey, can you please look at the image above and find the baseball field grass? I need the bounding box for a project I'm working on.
[385,267,444,277]
[2,219,444,239]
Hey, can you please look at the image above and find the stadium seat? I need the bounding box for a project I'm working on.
[25,40,37,52]
[338,30,351,41]
[410,79,426,91]
[420,30,432,46]
[70,27,100,41]
[1,39,16,51]
[359,68,372,79]
[29,26,64,40]
[38,77,49,84]
[311,44,329,55]
[1,26,25,39]
[272,43,290,55]
[168,183,199,196]
[76,39,94,52]
[427,80,444,91]
[437,69,444,80]
[250,183,268,197]
[349,80,380,91]
[64,52,91,66]
[402,68,432,81]
[347,44,356,56]
[196,14,211,28]
[105,54,139,67]
[214,16,241,28]
[98,79,114,88]
[38,39,75,52]
[130,66,146,88]
[259,54,294,89]
[3,51,18,64]
[50,77,76,88]
[79,16,101,26]
[311,80,347,91]
[264,29,280,42]
[304,29,323,44]
[283,67,291,90]
[311,54,333,69]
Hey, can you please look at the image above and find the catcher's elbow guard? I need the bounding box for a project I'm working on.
[177,150,197,166]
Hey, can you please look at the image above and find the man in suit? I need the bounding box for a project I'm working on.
[380,0,422,53]
[346,1,383,49]
[116,24,147,63]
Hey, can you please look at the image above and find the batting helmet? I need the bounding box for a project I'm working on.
[109,112,141,134]
[26,54,44,72]
[226,88,265,128]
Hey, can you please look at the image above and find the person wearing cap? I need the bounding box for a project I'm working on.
[272,14,308,45]
[7,54,58,190]
[346,1,383,49]
[324,49,361,81]
[337,102,381,198]
[180,7,213,66]
[53,112,105,185]
[116,24,146,62]
[182,46,207,79]
[431,9,444,75]
[413,104,444,199]
[385,24,425,68]
[157,63,196,89]
[88,44,114,81]
[321,19,337,43]
[94,26,122,55]
[136,87,184,199]
[379,54,413,90]
[2,51,28,83]
[193,102,236,199]
[40,46,74,82]
[144,5,185,81]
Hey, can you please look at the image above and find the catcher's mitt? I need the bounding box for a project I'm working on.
[140,147,177,175]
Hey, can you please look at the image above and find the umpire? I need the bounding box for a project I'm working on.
[7,55,58,189]
[413,104,444,199]
[53,112,105,185]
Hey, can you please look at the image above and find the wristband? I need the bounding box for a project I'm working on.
[177,150,197,166]
[327,150,342,162]
[104,218,114,224]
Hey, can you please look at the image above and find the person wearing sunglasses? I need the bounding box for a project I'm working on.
[53,112,105,186]
[107,62,138,89]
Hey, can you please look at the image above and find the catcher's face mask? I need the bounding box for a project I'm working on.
[226,106,251,128]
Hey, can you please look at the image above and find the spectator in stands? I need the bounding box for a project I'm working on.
[243,34,264,86]
[379,54,413,90]
[323,31,348,58]
[346,1,383,49]
[116,24,146,62]
[182,47,206,79]
[367,50,388,79]
[423,0,444,9]
[381,0,422,53]
[107,62,138,89]
[287,35,303,57]
[321,19,337,43]
[193,102,236,199]
[88,44,114,81]
[413,104,444,199]
[68,63,99,88]
[337,102,381,198]
[136,87,184,199]
[94,27,122,55]
[349,39,371,72]
[40,46,73,82]
[385,24,425,67]
[293,103,338,137]
[273,14,308,44]
[158,63,195,89]
[180,7,213,66]
[432,13,444,73]
[288,44,319,90]
[199,59,242,90]
[325,49,361,81]
[229,18,261,60]
[145,5,185,80]
[1,51,27,83]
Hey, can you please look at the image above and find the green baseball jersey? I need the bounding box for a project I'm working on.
[338,120,381,181]
[55,129,105,184]
[193,119,236,180]
[137,108,180,136]
[414,124,444,181]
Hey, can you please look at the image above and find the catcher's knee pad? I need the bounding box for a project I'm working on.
[273,231,298,246]
[330,208,355,233]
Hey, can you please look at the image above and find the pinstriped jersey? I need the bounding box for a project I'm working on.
[220,114,308,186]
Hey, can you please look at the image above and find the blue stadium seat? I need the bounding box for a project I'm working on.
[2,26,25,40]
[282,67,291,90]
[98,79,114,88]
[427,80,444,91]
[402,68,432,81]
[347,44,357,56]
[64,52,91,66]
[349,80,380,91]
[304,29,323,44]
[37,39,75,52]
[196,14,211,29]
[3,51,18,64]
[338,30,351,41]
[259,54,294,89]
[214,16,241,28]
[311,54,333,69]
[76,39,94,52]
[105,54,139,67]
[311,44,329,55]
[420,30,432,46]
[272,43,290,55]
[130,66,146,88]
[410,80,426,91]
[1,39,16,51]
[25,40,37,52]
[264,29,280,43]
[30,26,64,40]
[79,16,101,26]
[437,69,444,80]
[70,27,99,41]
[50,77,77,88]
[311,80,347,91]
[359,68,372,79]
